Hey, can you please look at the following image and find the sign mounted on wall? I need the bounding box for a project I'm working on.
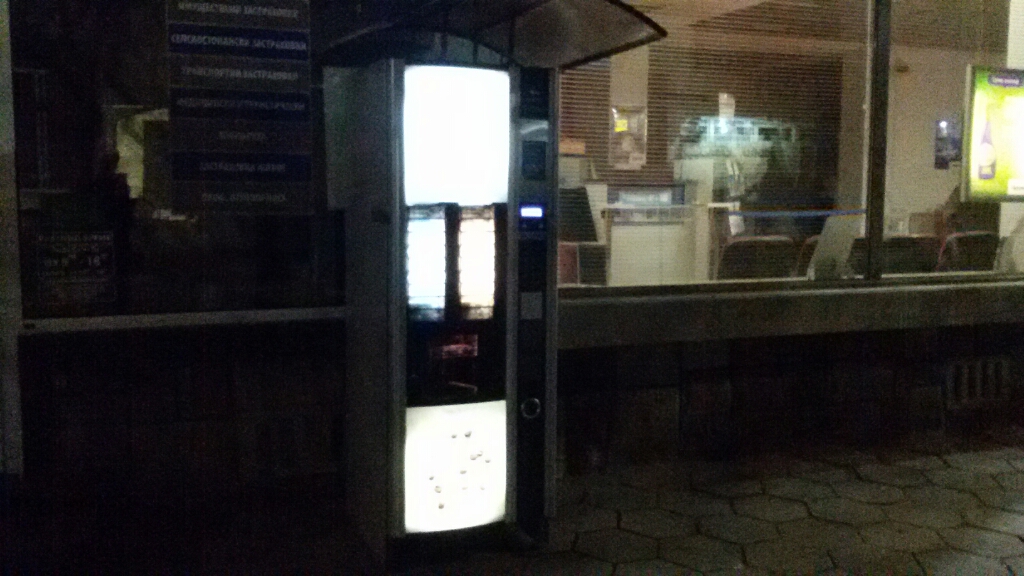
[964,66,1024,201]
[166,0,312,214]
[934,119,962,170]
[609,106,647,171]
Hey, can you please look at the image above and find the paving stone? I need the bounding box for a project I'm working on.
[764,477,836,502]
[554,504,619,532]
[813,448,881,468]
[996,472,1024,491]
[856,463,928,487]
[657,491,732,517]
[925,468,1001,492]
[733,495,808,522]
[690,461,740,486]
[520,552,615,576]
[700,570,766,576]
[744,540,832,573]
[832,480,905,504]
[402,553,530,576]
[776,518,862,551]
[557,481,588,514]
[875,447,927,465]
[696,480,762,498]
[658,534,744,573]
[613,559,690,576]
[976,447,1024,461]
[544,521,577,552]
[618,463,689,492]
[964,507,1024,537]
[859,522,944,552]
[938,526,1024,558]
[883,503,963,529]
[801,469,857,485]
[943,453,1016,474]
[698,514,777,544]
[904,486,983,512]
[733,455,794,480]
[788,460,853,484]
[619,509,695,539]
[1005,555,1024,575]
[590,485,659,511]
[975,488,1024,514]
[1011,459,1024,473]
[568,472,620,493]
[575,528,658,564]
[900,429,965,455]
[915,550,1009,576]
[806,497,885,525]
[831,544,923,575]
[893,455,948,471]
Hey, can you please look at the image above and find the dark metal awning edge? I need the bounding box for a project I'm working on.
[557,0,666,69]
[316,0,667,69]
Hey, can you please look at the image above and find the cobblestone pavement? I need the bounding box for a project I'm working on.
[399,428,1024,575]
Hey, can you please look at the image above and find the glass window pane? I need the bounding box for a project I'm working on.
[558,2,871,288]
[887,0,1013,277]
[11,0,342,317]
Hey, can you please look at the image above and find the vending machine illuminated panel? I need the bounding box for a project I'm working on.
[459,206,496,319]
[401,65,511,534]
[407,206,447,319]
[403,66,510,206]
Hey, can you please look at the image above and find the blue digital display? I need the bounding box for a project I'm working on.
[520,205,544,219]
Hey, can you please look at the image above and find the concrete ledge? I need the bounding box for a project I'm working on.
[558,280,1024,349]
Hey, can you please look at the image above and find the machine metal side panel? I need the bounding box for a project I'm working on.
[514,67,556,540]
[331,60,401,561]
[545,70,559,520]
[388,59,407,538]
[0,0,23,476]
[505,67,521,526]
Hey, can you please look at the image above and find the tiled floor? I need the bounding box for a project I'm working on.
[10,427,1024,574]
[402,427,1024,575]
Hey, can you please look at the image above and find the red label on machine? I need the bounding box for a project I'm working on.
[432,334,480,360]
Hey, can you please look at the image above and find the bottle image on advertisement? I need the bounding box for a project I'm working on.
[978,108,997,180]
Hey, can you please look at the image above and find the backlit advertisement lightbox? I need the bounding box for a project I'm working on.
[964,66,1024,201]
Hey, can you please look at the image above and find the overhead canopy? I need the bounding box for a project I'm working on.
[315,0,666,69]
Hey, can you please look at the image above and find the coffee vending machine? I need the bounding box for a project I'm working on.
[323,3,664,568]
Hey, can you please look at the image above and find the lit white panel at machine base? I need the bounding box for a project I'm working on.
[407,215,447,312]
[404,400,507,533]
[403,66,511,206]
[459,209,496,315]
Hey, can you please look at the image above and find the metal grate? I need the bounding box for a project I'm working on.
[944,357,1014,411]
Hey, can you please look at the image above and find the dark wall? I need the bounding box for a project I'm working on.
[19,322,345,515]
[559,323,1024,472]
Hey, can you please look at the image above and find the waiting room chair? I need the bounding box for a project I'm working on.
[937,231,1000,272]
[882,235,941,274]
[716,236,798,280]
[796,236,819,277]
